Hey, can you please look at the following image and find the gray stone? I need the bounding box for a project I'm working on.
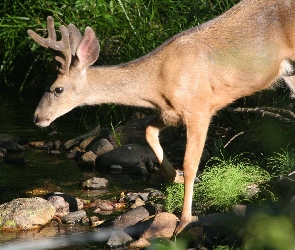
[82,177,108,189]
[107,230,133,247]
[89,138,114,156]
[61,210,87,224]
[0,197,55,230]
[95,144,157,170]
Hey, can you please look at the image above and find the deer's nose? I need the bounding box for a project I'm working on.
[33,115,40,124]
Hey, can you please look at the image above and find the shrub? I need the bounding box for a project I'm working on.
[195,155,271,212]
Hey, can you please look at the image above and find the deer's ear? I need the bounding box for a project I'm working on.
[75,27,100,69]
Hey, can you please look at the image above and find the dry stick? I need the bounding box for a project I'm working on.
[224,131,245,148]
[226,107,294,125]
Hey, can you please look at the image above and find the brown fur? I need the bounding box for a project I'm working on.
[28,0,295,233]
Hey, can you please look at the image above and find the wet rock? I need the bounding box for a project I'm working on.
[45,192,82,217]
[89,138,114,156]
[0,197,55,230]
[111,204,161,229]
[48,150,61,155]
[107,230,133,248]
[81,216,90,226]
[90,216,104,227]
[141,212,178,239]
[82,177,108,189]
[0,140,24,152]
[61,210,86,224]
[78,151,96,170]
[95,144,157,171]
[123,191,150,203]
[29,141,54,149]
[92,200,114,212]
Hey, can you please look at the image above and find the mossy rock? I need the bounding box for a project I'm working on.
[0,197,56,230]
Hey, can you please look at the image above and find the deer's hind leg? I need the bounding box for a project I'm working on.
[146,117,183,183]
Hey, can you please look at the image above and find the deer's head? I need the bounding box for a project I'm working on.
[28,16,100,127]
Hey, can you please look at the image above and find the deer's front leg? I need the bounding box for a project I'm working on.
[177,113,211,233]
[146,117,182,182]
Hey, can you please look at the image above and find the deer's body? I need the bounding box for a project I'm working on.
[28,0,295,232]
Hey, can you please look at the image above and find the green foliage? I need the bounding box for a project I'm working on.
[164,154,271,214]
[195,155,271,212]
[164,182,184,213]
[267,147,295,176]
[243,212,295,250]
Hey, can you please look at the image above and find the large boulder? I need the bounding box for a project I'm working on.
[0,197,55,230]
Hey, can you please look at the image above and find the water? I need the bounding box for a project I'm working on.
[0,90,163,248]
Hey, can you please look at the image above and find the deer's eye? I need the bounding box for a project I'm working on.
[54,87,63,94]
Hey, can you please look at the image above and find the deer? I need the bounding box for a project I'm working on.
[27,0,295,233]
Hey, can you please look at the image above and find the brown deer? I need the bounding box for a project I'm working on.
[28,0,295,233]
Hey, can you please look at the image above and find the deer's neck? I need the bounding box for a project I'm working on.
[85,58,161,109]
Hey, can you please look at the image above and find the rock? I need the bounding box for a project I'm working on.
[90,216,104,227]
[79,136,97,150]
[63,125,101,150]
[29,141,54,149]
[61,210,87,224]
[141,212,178,239]
[128,161,148,175]
[0,140,24,152]
[0,197,55,230]
[78,151,96,170]
[81,216,90,225]
[129,237,150,248]
[67,148,84,161]
[92,200,114,212]
[89,138,114,156]
[45,192,82,217]
[54,140,61,149]
[82,177,108,189]
[130,198,145,209]
[110,165,123,174]
[95,144,157,171]
[107,230,133,248]
[109,204,161,230]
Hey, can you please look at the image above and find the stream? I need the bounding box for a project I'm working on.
[0,90,161,249]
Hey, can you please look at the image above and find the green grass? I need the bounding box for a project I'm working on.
[267,147,295,176]
[164,154,271,213]
[195,155,271,211]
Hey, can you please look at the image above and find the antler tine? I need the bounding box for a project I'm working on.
[27,16,72,76]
